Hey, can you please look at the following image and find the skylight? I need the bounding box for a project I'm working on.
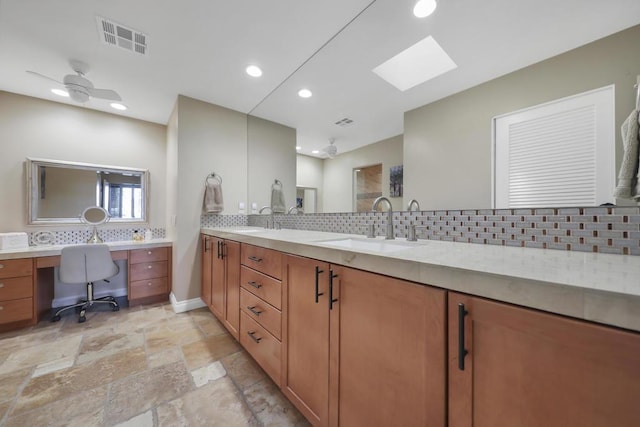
[372,35,457,91]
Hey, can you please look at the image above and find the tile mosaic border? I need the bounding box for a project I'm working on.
[27,227,166,246]
[246,207,640,256]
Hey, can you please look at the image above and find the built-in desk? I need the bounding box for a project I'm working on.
[0,240,172,332]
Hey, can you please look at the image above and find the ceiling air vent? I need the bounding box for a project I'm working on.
[335,117,355,127]
[96,16,148,56]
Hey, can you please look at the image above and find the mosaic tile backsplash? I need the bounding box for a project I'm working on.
[31,208,638,255]
[246,206,640,256]
[27,227,166,246]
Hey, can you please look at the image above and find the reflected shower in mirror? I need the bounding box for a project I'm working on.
[26,158,149,224]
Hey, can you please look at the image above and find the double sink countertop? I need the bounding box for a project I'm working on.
[202,227,640,333]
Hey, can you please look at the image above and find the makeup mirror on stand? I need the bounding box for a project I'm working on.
[81,206,110,243]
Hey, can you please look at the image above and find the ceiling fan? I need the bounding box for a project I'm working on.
[27,60,122,104]
[322,138,338,159]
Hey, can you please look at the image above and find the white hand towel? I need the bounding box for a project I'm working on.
[613,109,640,199]
[271,182,286,213]
[203,180,224,213]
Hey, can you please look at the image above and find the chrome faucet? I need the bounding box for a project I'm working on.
[407,199,420,212]
[372,196,395,240]
[287,206,302,214]
[258,206,273,229]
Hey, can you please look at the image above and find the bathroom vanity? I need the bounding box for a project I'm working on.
[0,240,172,331]
[201,227,640,427]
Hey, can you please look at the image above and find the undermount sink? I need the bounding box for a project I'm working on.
[315,237,424,253]
[228,228,265,233]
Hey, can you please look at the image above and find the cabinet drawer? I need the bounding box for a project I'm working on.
[241,244,282,279]
[240,288,281,340]
[240,266,282,310]
[130,261,168,281]
[0,276,33,300]
[240,311,281,386]
[0,258,32,279]
[130,247,169,264]
[130,277,168,300]
[0,298,33,324]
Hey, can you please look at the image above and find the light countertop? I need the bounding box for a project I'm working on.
[202,227,640,332]
[0,239,173,260]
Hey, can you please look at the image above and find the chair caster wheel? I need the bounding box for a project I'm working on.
[112,306,120,312]
[51,315,61,322]
[78,316,86,323]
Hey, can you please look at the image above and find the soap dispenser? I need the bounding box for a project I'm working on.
[145,229,153,241]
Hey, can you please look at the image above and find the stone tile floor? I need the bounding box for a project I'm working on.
[0,303,310,426]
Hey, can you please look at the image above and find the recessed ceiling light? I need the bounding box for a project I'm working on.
[311,150,320,154]
[372,35,457,91]
[296,146,301,150]
[110,102,127,111]
[51,88,69,97]
[246,65,263,77]
[413,0,437,18]
[298,89,312,98]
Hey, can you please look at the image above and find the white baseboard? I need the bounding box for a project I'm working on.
[169,292,206,313]
[51,288,129,308]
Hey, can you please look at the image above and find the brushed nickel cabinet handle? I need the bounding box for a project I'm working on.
[0,283,4,288]
[0,264,4,269]
[148,265,153,269]
[247,306,262,316]
[0,306,3,311]
[247,331,262,343]
[247,256,263,263]
[247,281,262,289]
[147,251,152,255]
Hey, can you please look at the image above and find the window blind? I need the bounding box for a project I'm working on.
[494,86,614,208]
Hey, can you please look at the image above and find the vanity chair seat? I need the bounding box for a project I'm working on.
[52,244,120,323]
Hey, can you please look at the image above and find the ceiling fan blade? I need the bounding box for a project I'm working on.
[26,70,62,85]
[87,88,121,102]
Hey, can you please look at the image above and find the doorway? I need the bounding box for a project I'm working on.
[353,164,382,212]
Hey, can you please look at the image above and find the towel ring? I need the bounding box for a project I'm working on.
[206,173,222,185]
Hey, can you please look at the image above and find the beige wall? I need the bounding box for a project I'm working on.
[323,134,403,212]
[296,154,324,213]
[404,24,640,210]
[247,116,297,213]
[0,91,167,231]
[171,95,248,302]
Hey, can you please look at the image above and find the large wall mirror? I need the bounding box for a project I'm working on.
[26,158,149,224]
[246,1,639,213]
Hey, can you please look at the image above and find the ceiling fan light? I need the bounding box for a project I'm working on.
[68,87,90,103]
[110,102,127,111]
[51,88,69,97]
[413,0,437,18]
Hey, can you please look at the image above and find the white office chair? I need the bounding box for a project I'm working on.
[52,244,120,323]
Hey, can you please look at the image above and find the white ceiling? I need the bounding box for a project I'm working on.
[1,0,639,157]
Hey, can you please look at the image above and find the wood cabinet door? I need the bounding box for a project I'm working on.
[330,266,446,427]
[210,237,226,321]
[200,235,213,308]
[448,292,640,427]
[282,255,331,426]
[223,240,240,340]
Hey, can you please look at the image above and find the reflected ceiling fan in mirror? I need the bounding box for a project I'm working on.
[322,138,338,159]
[26,59,122,104]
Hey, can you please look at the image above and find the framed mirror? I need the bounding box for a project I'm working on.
[26,158,149,224]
